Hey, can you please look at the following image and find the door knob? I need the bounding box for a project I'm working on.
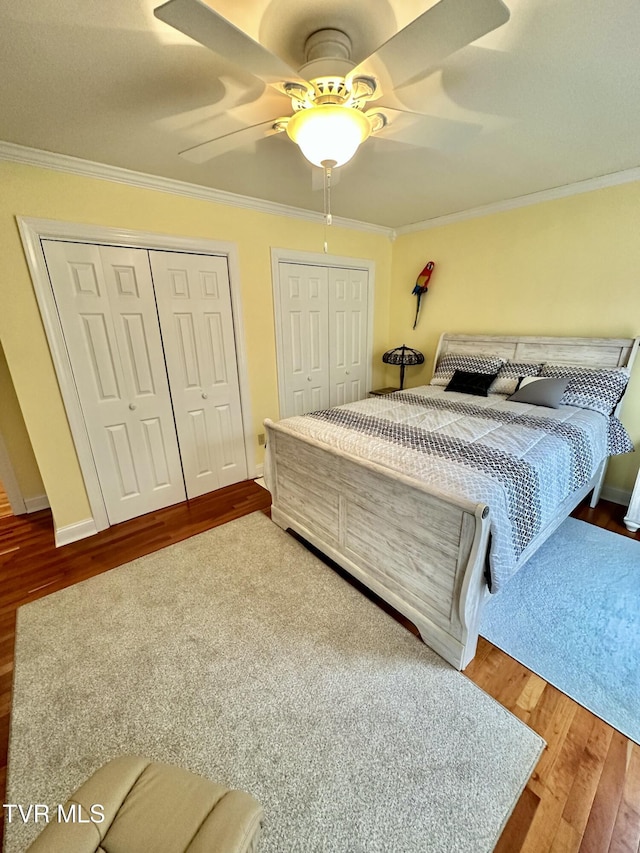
[129,403,137,411]
[346,370,350,375]
[307,377,312,382]
[201,392,208,399]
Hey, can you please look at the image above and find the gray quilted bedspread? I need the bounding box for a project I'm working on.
[281,385,625,592]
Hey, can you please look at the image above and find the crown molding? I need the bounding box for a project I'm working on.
[0,140,394,239]
[395,165,640,235]
[4,140,637,239]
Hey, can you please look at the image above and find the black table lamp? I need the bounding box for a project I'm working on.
[382,345,425,390]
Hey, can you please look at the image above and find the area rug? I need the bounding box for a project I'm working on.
[8,512,543,853]
[481,517,640,744]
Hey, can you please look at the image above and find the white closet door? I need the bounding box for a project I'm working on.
[277,263,330,418]
[42,241,186,524]
[329,267,369,406]
[149,251,247,497]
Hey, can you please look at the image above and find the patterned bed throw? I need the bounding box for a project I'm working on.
[281,386,631,592]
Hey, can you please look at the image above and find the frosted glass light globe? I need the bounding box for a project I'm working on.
[286,105,371,168]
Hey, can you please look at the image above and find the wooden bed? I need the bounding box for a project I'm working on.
[264,334,638,670]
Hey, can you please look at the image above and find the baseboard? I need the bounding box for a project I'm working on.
[601,485,631,506]
[254,463,264,479]
[24,494,50,513]
[55,517,98,547]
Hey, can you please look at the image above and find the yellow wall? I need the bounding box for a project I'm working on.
[0,161,392,529]
[0,340,45,500]
[390,180,640,492]
[2,158,638,530]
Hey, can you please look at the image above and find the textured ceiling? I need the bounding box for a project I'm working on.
[1,0,639,228]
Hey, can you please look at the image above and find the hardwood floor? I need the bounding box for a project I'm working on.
[0,484,638,852]
[475,500,640,853]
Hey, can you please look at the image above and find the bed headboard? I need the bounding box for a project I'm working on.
[434,333,639,372]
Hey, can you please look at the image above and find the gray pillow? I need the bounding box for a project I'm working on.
[507,377,568,408]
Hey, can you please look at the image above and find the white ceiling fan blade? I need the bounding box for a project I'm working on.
[371,107,481,150]
[351,0,510,92]
[156,77,286,134]
[179,119,283,163]
[154,0,304,87]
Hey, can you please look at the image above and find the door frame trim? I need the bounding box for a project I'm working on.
[17,216,256,535]
[270,248,375,419]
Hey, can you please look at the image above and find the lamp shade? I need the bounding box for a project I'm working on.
[286,105,372,168]
[382,345,424,390]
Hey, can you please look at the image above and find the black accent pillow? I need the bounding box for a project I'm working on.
[445,369,499,397]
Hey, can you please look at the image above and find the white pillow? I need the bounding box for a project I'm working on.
[518,376,543,389]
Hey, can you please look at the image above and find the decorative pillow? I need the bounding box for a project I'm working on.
[608,416,634,456]
[507,376,568,408]
[541,364,631,416]
[431,353,504,386]
[490,361,543,395]
[445,369,499,397]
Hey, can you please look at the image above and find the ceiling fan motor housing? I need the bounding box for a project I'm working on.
[312,77,352,105]
[298,28,355,82]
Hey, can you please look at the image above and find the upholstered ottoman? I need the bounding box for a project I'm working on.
[27,755,263,852]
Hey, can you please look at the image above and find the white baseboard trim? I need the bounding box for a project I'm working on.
[254,463,264,479]
[24,494,50,513]
[601,485,631,506]
[55,517,98,547]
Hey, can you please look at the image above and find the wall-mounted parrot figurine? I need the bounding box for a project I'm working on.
[412,261,435,329]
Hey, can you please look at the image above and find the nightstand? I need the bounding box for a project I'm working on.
[368,387,400,397]
[624,469,640,532]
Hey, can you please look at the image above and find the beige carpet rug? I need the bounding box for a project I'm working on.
[7,512,544,852]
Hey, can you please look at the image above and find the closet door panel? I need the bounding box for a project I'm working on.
[42,241,186,524]
[277,263,330,418]
[140,417,173,488]
[213,404,236,468]
[329,267,368,407]
[106,423,140,498]
[80,314,121,401]
[149,251,248,497]
[100,246,187,503]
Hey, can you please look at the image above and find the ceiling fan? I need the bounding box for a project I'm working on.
[154,0,510,171]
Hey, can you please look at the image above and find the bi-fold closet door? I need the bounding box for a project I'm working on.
[277,262,369,418]
[42,240,247,526]
[149,250,247,498]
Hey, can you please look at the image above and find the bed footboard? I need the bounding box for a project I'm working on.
[264,419,492,670]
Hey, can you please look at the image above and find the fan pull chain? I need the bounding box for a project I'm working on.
[321,159,336,254]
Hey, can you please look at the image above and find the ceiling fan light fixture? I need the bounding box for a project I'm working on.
[286,104,371,168]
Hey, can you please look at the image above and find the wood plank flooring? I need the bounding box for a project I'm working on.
[476,497,640,853]
[0,484,638,852]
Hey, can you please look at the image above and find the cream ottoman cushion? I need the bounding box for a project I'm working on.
[27,755,263,853]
